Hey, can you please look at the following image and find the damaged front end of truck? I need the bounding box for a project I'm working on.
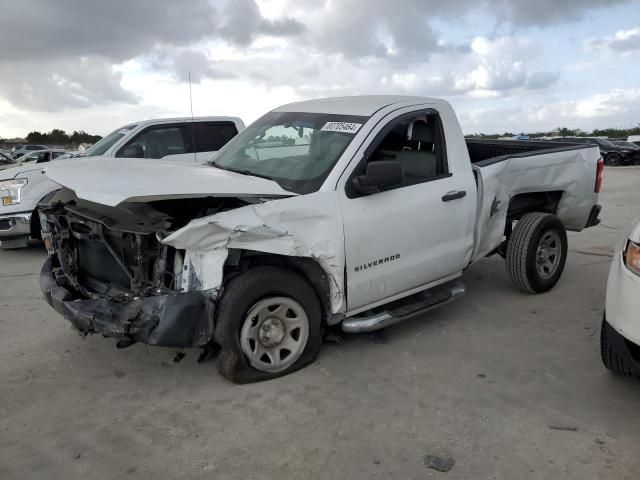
[38,181,346,349]
[38,189,247,347]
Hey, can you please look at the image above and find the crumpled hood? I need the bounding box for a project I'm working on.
[44,157,295,206]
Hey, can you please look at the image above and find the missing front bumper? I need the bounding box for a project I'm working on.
[40,257,215,348]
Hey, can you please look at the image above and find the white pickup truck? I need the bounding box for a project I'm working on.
[38,96,603,383]
[0,116,244,248]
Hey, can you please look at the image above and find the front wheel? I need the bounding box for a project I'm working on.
[214,266,322,383]
[505,212,568,293]
[601,315,640,380]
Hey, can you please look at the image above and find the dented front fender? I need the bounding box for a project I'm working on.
[163,192,347,314]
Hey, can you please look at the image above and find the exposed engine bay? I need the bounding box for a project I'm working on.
[38,188,256,348]
[40,188,251,300]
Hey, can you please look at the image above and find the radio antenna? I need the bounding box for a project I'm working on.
[188,72,197,162]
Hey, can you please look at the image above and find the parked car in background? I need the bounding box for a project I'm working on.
[15,149,67,165]
[610,139,640,151]
[11,144,47,159]
[608,140,640,165]
[627,135,640,146]
[0,116,244,249]
[0,151,15,170]
[554,137,636,166]
[38,95,602,383]
[77,116,245,163]
[601,216,640,380]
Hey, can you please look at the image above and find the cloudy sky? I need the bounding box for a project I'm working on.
[1,0,639,138]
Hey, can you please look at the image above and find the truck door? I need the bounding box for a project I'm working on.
[338,109,476,313]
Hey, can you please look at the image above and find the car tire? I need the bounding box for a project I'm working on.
[601,315,640,380]
[506,212,568,294]
[605,153,622,166]
[214,266,323,384]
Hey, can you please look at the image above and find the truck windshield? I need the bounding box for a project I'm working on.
[210,112,368,194]
[83,124,138,157]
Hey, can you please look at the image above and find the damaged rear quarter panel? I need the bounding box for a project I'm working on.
[162,191,346,314]
[471,147,599,262]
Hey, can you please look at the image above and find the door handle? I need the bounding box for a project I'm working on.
[442,190,467,202]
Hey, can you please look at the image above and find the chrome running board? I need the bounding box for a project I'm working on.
[342,280,465,333]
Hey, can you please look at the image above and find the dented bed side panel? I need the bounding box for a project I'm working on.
[163,191,347,314]
[471,147,599,262]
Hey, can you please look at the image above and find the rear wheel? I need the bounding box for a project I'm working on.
[506,212,568,293]
[214,266,322,383]
[601,315,640,380]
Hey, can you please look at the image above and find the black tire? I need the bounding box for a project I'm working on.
[505,212,568,294]
[605,153,622,166]
[214,266,322,384]
[601,315,640,380]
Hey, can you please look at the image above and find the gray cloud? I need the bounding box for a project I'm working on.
[0,0,634,113]
[282,0,634,60]
[0,0,220,63]
[586,27,640,52]
[525,71,560,90]
[150,49,236,83]
[490,0,632,26]
[1,58,139,112]
[0,0,303,111]
[219,0,304,45]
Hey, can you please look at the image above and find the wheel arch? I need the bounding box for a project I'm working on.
[223,249,339,326]
[506,191,564,223]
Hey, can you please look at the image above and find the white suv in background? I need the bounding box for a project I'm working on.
[79,117,245,162]
[0,116,245,248]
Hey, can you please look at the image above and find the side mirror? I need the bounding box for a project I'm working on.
[121,144,144,158]
[353,160,404,195]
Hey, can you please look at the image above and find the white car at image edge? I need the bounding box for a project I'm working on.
[601,216,640,379]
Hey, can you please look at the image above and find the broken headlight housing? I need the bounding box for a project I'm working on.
[0,178,27,206]
[624,240,640,276]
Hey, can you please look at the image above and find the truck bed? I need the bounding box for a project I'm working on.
[467,139,601,265]
[466,139,587,166]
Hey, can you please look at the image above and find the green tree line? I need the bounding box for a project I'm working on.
[467,125,640,140]
[23,129,102,145]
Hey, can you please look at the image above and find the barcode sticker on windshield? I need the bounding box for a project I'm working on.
[321,122,363,134]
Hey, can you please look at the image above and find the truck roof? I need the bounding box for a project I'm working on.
[120,116,244,129]
[273,95,444,116]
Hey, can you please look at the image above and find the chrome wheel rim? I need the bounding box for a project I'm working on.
[536,230,562,280]
[240,297,309,373]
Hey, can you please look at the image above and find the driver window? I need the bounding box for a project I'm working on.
[116,126,188,159]
[368,113,447,187]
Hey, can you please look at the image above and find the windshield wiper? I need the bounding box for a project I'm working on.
[209,161,275,181]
